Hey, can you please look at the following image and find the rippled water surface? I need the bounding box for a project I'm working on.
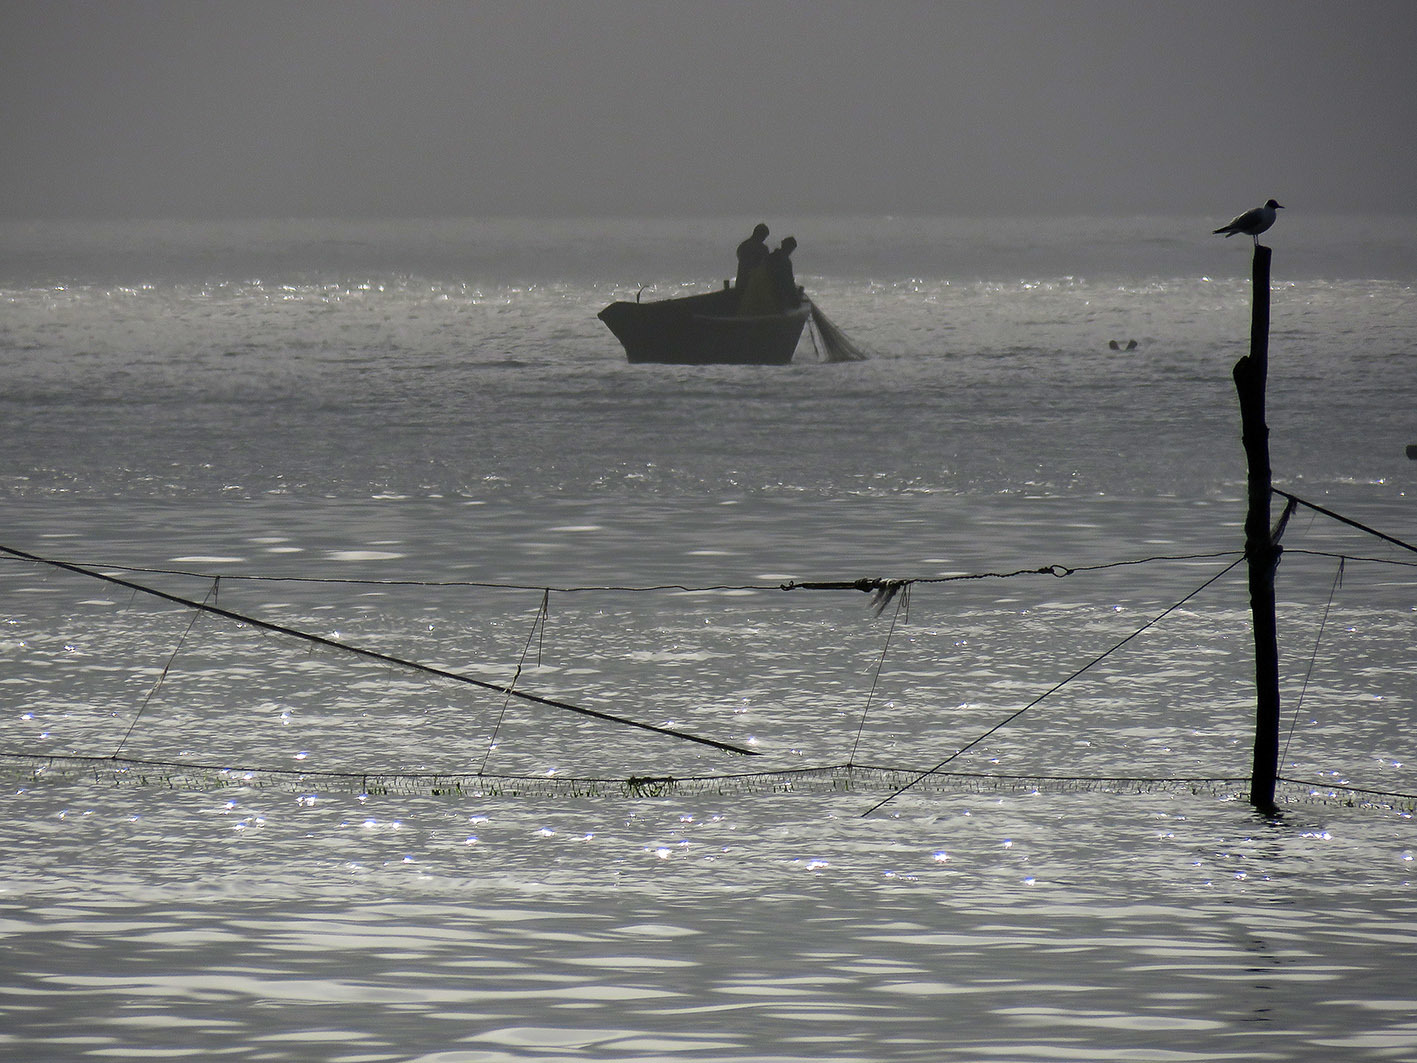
[2,217,1415,1061]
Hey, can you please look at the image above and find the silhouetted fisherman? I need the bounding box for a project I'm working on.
[766,236,800,309]
[1213,199,1284,245]
[734,223,770,289]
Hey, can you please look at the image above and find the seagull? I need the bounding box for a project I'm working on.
[1213,199,1284,245]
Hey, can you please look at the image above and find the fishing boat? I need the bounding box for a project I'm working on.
[598,286,812,365]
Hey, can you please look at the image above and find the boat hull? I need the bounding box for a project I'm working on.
[598,289,810,365]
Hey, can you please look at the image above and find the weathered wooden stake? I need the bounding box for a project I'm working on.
[1231,243,1281,815]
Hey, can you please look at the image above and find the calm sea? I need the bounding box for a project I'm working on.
[1,215,1415,1061]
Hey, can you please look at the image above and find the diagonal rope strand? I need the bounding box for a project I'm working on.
[1273,489,1417,555]
[480,590,550,773]
[1281,557,1344,772]
[0,543,757,757]
[849,585,908,766]
[860,557,1245,817]
[113,578,218,758]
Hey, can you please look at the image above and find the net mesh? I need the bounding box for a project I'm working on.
[5,500,1416,815]
[5,753,1413,810]
[809,302,870,362]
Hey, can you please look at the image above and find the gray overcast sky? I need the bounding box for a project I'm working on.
[3,0,1414,219]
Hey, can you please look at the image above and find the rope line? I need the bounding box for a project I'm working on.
[1286,549,1417,570]
[0,543,757,758]
[113,578,218,757]
[849,584,908,766]
[480,590,550,773]
[1282,558,1344,771]
[3,524,1409,593]
[1278,774,1417,806]
[860,556,1246,817]
[0,549,1241,595]
[1274,489,1417,555]
[780,555,1240,594]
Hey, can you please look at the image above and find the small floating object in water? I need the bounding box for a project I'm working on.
[1407,444,1417,460]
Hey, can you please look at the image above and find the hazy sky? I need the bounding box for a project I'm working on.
[4,0,1414,220]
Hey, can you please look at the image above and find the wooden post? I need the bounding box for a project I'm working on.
[1231,243,1281,815]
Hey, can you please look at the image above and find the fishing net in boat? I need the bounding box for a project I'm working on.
[808,302,870,362]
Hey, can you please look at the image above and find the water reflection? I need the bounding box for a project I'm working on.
[4,859,1412,1062]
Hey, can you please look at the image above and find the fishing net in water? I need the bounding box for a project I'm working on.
[0,753,1238,798]
[5,510,1417,815]
[808,302,870,362]
[7,753,1413,811]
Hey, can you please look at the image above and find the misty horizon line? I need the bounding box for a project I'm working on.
[6,207,1417,226]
